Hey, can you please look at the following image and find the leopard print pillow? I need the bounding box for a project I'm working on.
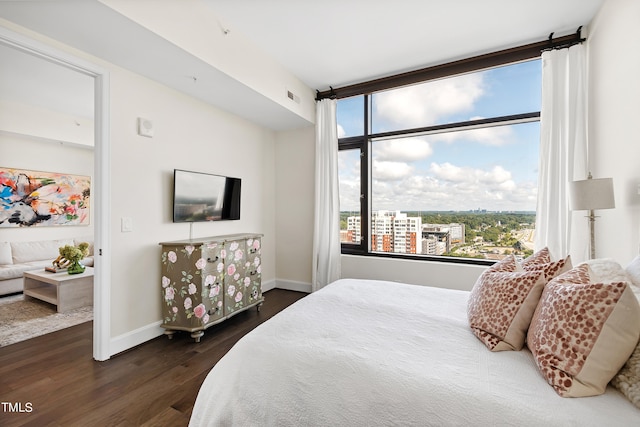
[522,256,572,281]
[521,247,551,268]
[468,269,546,351]
[486,254,520,273]
[527,264,640,397]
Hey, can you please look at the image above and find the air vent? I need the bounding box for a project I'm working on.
[287,90,300,104]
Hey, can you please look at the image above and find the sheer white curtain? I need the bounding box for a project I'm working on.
[312,98,341,292]
[535,44,589,261]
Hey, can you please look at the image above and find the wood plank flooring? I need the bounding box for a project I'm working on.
[0,288,306,427]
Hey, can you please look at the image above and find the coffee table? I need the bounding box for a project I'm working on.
[23,267,94,313]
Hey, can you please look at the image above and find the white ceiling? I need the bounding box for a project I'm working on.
[0,0,605,130]
[205,0,605,90]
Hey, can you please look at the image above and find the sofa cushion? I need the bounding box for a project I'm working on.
[0,263,43,281]
[11,239,74,264]
[0,242,12,265]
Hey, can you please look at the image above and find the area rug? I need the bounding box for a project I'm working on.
[0,293,93,347]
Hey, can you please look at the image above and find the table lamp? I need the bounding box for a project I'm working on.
[569,172,615,259]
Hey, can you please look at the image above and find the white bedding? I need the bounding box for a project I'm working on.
[190,278,640,426]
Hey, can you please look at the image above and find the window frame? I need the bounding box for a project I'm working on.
[337,47,548,265]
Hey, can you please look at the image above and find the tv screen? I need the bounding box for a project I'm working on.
[173,169,241,222]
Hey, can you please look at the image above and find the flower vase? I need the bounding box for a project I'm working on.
[68,260,85,275]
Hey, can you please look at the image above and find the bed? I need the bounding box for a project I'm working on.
[190,259,640,426]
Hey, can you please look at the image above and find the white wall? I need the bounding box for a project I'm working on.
[0,20,279,349]
[588,0,640,264]
[107,66,277,338]
[341,255,485,291]
[0,101,93,147]
[273,120,487,292]
[274,126,315,292]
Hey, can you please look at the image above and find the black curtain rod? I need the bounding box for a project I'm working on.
[542,26,585,52]
[316,27,586,101]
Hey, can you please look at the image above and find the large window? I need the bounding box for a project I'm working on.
[337,59,541,263]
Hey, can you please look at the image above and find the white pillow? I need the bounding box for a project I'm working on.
[626,255,640,288]
[0,242,12,265]
[585,258,633,284]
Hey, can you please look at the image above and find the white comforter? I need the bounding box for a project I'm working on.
[190,278,640,426]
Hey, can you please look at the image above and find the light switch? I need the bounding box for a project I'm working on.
[121,217,133,232]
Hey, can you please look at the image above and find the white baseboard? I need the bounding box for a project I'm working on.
[274,279,311,293]
[261,278,276,292]
[108,277,310,358]
[109,320,164,357]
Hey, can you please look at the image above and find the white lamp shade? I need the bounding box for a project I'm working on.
[569,177,615,211]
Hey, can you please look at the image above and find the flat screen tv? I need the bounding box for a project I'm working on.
[172,169,241,222]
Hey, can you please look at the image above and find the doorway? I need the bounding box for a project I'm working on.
[0,26,111,361]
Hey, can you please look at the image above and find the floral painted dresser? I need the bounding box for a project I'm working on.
[159,233,263,342]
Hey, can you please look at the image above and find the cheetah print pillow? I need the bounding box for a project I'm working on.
[522,256,572,281]
[486,254,520,273]
[521,247,551,268]
[468,269,547,351]
[527,264,640,397]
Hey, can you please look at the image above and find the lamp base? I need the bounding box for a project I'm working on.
[588,209,597,259]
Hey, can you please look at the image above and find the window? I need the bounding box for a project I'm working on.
[337,58,541,263]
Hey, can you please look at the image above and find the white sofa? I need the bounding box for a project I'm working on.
[0,237,94,296]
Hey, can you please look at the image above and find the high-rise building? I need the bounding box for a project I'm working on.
[346,215,361,244]
[370,211,422,254]
[371,210,394,252]
[393,212,422,254]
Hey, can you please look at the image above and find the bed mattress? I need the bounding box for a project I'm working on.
[190,278,640,426]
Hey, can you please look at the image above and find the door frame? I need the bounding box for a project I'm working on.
[0,25,112,361]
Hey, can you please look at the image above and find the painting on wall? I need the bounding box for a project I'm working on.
[0,167,91,227]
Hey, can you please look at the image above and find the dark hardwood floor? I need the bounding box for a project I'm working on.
[0,288,306,427]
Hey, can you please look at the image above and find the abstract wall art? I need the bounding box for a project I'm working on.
[0,167,91,227]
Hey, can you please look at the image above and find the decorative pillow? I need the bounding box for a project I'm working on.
[585,258,631,283]
[608,256,640,409]
[485,254,520,273]
[0,242,12,265]
[626,255,640,288]
[527,264,640,397]
[521,247,551,268]
[522,255,572,281]
[612,341,640,409]
[468,269,546,351]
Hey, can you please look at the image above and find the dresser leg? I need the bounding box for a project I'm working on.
[191,330,204,343]
[164,330,176,340]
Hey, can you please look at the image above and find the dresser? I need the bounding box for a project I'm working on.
[159,233,264,342]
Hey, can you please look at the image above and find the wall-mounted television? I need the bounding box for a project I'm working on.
[172,169,241,222]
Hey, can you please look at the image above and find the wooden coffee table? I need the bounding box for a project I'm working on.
[23,267,94,313]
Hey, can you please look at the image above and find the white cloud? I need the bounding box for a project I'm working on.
[373,161,413,181]
[373,73,484,129]
[337,123,346,138]
[368,162,536,212]
[429,163,513,185]
[374,137,432,162]
[429,120,514,146]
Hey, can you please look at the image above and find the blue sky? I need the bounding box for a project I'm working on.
[337,59,541,213]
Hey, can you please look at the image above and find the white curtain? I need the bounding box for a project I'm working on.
[535,44,589,262]
[312,98,341,292]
